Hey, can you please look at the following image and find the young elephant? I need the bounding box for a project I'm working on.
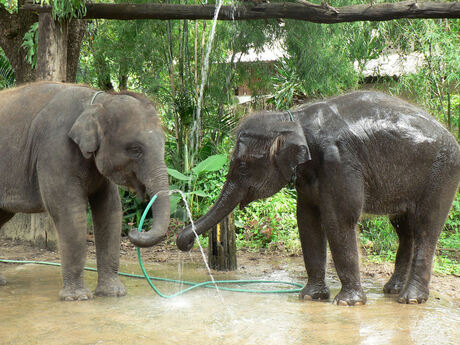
[177,91,460,306]
[0,82,170,300]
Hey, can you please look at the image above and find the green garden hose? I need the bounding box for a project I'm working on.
[0,194,304,298]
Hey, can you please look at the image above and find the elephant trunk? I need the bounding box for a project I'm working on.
[176,181,241,251]
[128,168,170,248]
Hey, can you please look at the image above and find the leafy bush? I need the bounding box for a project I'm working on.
[234,188,301,254]
[359,216,398,260]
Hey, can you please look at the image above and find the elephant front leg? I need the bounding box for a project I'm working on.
[320,173,366,306]
[47,203,93,301]
[297,194,329,301]
[326,219,366,306]
[89,182,126,297]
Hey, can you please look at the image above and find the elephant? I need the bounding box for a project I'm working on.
[0,81,170,300]
[177,91,460,306]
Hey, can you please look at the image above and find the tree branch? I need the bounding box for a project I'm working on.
[22,1,460,23]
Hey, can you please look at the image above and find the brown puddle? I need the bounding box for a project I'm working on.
[1,259,459,345]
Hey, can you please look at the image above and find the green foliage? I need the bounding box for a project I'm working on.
[386,19,459,136]
[234,188,301,254]
[434,256,459,276]
[119,188,146,236]
[168,154,229,219]
[39,0,86,20]
[444,192,460,233]
[267,57,307,110]
[0,0,16,13]
[359,216,398,259]
[281,19,360,100]
[0,50,15,89]
[21,22,39,69]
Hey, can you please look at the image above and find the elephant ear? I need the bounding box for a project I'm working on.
[270,124,311,181]
[68,104,103,159]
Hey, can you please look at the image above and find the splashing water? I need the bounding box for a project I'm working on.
[156,189,233,316]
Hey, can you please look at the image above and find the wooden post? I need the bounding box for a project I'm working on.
[207,213,237,271]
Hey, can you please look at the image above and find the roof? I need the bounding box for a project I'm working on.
[354,52,425,77]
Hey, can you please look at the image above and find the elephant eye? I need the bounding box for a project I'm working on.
[126,144,143,159]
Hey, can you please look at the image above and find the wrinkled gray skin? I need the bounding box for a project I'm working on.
[0,82,170,300]
[177,91,460,306]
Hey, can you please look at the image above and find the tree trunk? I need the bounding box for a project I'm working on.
[66,19,88,83]
[36,13,68,81]
[1,214,58,251]
[0,1,37,84]
[207,213,237,271]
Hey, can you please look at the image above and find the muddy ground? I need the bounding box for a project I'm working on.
[1,238,458,303]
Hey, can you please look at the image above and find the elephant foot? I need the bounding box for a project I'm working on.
[95,276,126,297]
[333,286,366,306]
[0,273,6,286]
[397,282,429,304]
[299,283,330,301]
[59,286,94,301]
[383,277,405,295]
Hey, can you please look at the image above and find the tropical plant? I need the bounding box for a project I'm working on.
[21,22,39,69]
[168,153,228,219]
[0,50,15,89]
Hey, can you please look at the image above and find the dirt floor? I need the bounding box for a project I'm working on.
[1,237,458,302]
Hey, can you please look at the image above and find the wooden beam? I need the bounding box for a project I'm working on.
[22,1,460,23]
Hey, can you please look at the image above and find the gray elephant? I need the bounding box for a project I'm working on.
[0,82,169,300]
[177,91,460,306]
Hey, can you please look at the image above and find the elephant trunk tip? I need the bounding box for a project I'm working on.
[176,228,195,252]
[128,229,166,248]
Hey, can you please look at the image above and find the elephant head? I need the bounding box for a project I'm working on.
[68,91,170,247]
[176,112,310,251]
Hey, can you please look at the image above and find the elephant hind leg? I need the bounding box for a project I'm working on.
[398,179,459,304]
[384,213,414,294]
[0,210,15,285]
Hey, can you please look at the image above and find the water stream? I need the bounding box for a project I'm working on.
[166,189,234,316]
[192,0,226,157]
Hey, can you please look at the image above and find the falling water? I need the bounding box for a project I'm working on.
[163,189,233,315]
[192,0,226,155]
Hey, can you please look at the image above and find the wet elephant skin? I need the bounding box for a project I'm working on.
[177,91,460,306]
[0,82,170,300]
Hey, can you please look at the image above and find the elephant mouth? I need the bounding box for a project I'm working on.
[126,174,147,200]
[238,189,254,210]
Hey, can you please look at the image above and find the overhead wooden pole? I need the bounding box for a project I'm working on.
[22,1,460,23]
